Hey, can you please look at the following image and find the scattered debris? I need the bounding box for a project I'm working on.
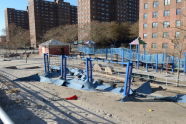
[65,95,78,100]
[5,88,20,94]
[105,66,114,75]
[93,64,104,72]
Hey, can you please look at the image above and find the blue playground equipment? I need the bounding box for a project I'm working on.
[43,53,49,76]
[122,62,133,101]
[78,47,186,73]
[86,58,93,83]
[41,53,186,103]
[60,55,67,80]
[43,54,134,101]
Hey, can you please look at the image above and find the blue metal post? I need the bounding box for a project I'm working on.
[137,45,140,69]
[155,54,158,72]
[184,53,186,74]
[172,56,175,72]
[86,58,93,82]
[122,48,125,63]
[162,53,165,71]
[123,62,133,100]
[106,48,108,60]
[129,44,132,50]
[146,63,148,72]
[44,54,47,76]
[44,53,49,76]
[46,53,49,73]
[61,55,67,80]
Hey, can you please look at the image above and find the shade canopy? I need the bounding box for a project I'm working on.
[39,39,69,47]
[130,37,146,45]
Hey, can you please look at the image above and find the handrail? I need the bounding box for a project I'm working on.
[0,106,14,124]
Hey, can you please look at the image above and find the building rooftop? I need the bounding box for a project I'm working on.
[39,39,69,47]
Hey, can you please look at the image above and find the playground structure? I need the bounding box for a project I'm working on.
[41,44,186,102]
[78,47,186,73]
[42,53,186,102]
[43,53,134,101]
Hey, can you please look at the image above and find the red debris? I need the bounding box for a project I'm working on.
[65,95,78,100]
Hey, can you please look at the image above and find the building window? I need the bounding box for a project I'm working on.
[164,0,170,5]
[143,24,148,28]
[144,3,148,9]
[175,32,180,38]
[176,20,181,27]
[152,33,158,38]
[163,21,170,28]
[151,43,157,48]
[143,33,148,38]
[152,12,158,18]
[176,8,181,15]
[152,22,158,28]
[144,13,148,19]
[176,0,182,3]
[153,1,159,8]
[162,43,168,48]
[164,10,170,16]
[163,32,169,38]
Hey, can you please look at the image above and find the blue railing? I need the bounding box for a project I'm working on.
[78,47,186,70]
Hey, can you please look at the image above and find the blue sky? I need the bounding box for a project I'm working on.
[0,0,77,35]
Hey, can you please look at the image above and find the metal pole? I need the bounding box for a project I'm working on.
[184,53,186,74]
[86,58,93,82]
[106,48,108,60]
[0,107,14,124]
[123,62,133,99]
[172,56,175,72]
[61,55,67,80]
[89,59,93,82]
[123,63,129,97]
[46,54,49,74]
[121,49,125,67]
[86,58,89,82]
[43,53,47,76]
[156,54,158,72]
[146,63,148,72]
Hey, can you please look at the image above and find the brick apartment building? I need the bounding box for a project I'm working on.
[28,0,77,48]
[78,0,139,41]
[0,36,6,43]
[5,8,29,41]
[139,0,186,53]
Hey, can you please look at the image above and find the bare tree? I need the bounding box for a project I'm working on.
[170,31,186,86]
[6,24,30,51]
[44,24,78,43]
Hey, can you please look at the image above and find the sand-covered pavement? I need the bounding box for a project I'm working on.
[0,56,186,124]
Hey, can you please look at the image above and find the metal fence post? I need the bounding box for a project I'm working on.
[86,58,93,82]
[172,56,175,72]
[156,54,158,72]
[61,55,67,80]
[184,53,186,74]
[123,62,133,100]
[44,53,49,76]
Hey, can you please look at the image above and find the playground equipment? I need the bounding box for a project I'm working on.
[60,55,67,80]
[42,54,134,101]
[78,47,186,74]
[41,53,186,103]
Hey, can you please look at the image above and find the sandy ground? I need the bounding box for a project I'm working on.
[0,56,186,124]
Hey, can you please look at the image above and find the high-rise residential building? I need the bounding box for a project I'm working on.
[78,0,139,41]
[5,8,29,41]
[0,36,6,43]
[139,0,186,53]
[28,0,77,48]
[115,0,139,22]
